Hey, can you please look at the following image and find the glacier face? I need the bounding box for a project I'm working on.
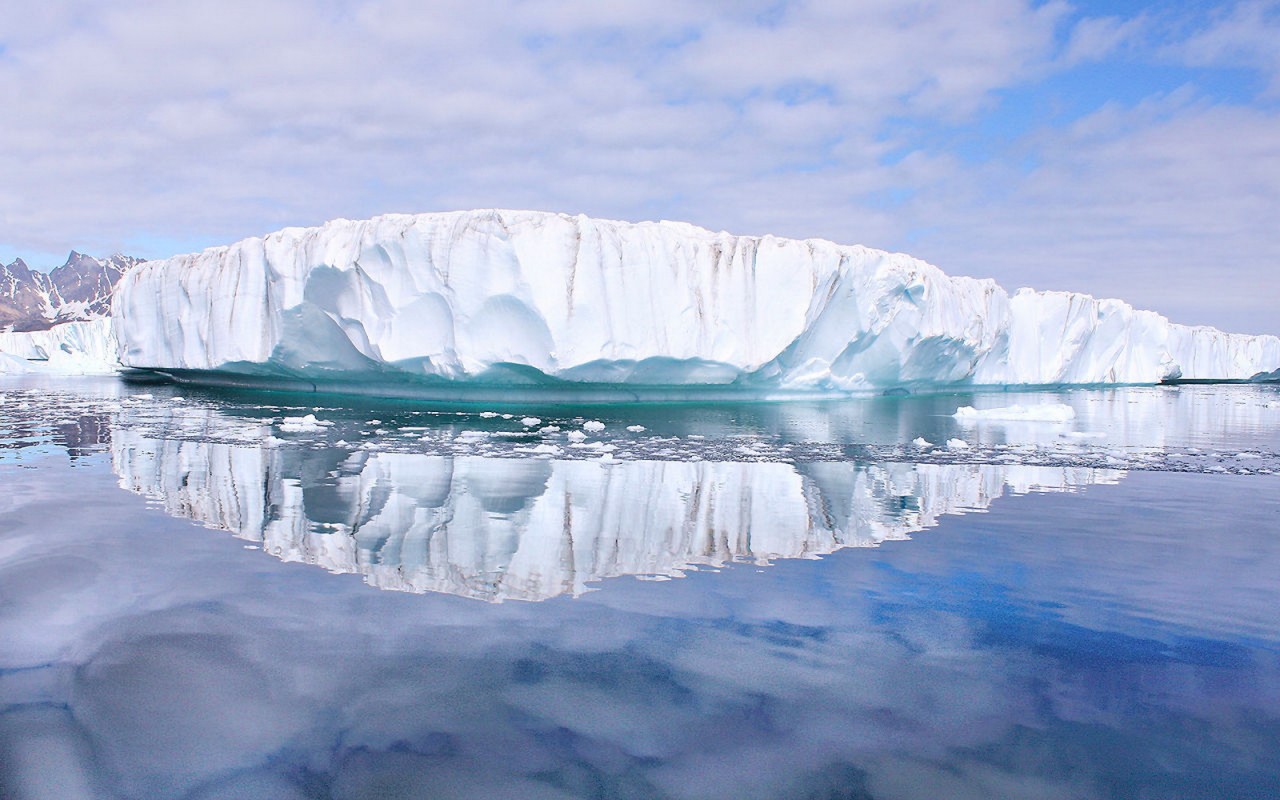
[112,210,1280,395]
[0,319,120,375]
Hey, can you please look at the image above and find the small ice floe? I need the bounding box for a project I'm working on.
[501,413,513,420]
[132,393,154,401]
[566,430,587,442]
[516,443,563,456]
[539,425,561,434]
[242,544,259,550]
[626,425,646,433]
[171,396,185,402]
[279,414,333,433]
[334,439,349,447]
[454,430,490,443]
[583,420,606,433]
[945,438,970,450]
[953,404,1075,423]
[598,452,617,463]
[1235,452,1261,459]
[521,417,542,427]
[479,411,500,418]
[572,441,616,452]
[912,437,932,448]
[368,419,381,425]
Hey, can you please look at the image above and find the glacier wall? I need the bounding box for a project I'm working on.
[112,210,1280,394]
[0,319,119,375]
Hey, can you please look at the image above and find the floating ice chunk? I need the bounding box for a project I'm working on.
[111,210,1280,396]
[279,414,333,433]
[516,443,563,456]
[479,412,499,418]
[953,404,1076,423]
[539,425,561,434]
[626,425,646,432]
[946,438,970,450]
[566,430,587,443]
[521,417,542,427]
[582,420,606,433]
[912,437,932,448]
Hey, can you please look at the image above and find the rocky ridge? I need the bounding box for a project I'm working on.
[0,252,143,332]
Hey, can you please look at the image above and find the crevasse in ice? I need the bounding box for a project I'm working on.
[110,210,1280,394]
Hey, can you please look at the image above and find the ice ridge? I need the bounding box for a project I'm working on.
[111,210,1280,396]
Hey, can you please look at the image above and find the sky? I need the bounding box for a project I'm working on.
[0,0,1277,334]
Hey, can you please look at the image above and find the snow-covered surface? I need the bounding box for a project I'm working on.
[0,319,119,375]
[112,210,1280,394]
[954,403,1077,423]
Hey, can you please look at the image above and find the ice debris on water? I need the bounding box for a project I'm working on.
[913,437,932,448]
[954,404,1076,423]
[946,438,970,450]
[583,421,606,433]
[626,425,646,433]
[566,430,587,443]
[278,414,333,433]
[521,417,541,427]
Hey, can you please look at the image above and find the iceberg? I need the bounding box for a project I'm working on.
[111,210,1280,398]
[0,319,119,375]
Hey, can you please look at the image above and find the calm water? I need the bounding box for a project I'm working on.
[1,377,1279,799]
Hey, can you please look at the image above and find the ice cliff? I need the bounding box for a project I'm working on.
[0,319,119,375]
[112,210,1280,395]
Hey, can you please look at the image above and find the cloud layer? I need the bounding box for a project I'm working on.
[1,0,1277,333]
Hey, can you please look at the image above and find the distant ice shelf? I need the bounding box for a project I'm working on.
[106,210,1280,398]
[0,319,119,375]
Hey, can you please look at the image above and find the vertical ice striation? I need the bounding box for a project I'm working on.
[0,319,119,375]
[111,210,1280,394]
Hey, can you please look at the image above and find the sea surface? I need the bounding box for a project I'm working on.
[1,377,1278,800]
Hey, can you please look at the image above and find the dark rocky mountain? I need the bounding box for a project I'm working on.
[0,252,143,331]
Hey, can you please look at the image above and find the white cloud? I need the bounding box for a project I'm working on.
[1175,0,1280,93]
[903,95,1280,333]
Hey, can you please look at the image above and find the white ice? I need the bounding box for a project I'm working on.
[106,210,1280,393]
[953,404,1077,423]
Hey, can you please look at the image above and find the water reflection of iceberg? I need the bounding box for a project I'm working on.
[113,428,1122,601]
